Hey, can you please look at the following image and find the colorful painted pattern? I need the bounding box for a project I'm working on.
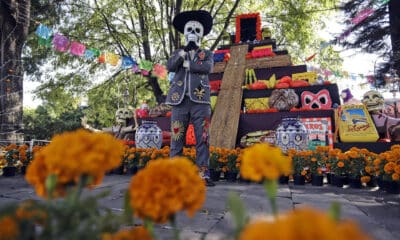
[171,120,185,141]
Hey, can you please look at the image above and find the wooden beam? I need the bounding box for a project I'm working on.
[210,45,248,149]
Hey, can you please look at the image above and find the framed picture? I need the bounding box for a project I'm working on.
[235,13,262,43]
[300,117,334,150]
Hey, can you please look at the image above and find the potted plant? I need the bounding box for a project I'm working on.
[209,147,224,181]
[288,149,310,185]
[309,152,325,186]
[330,152,350,187]
[3,144,19,177]
[225,148,240,182]
[346,148,370,188]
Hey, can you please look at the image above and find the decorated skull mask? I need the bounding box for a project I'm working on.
[275,118,308,153]
[301,89,332,110]
[362,90,384,113]
[115,107,133,125]
[184,20,204,47]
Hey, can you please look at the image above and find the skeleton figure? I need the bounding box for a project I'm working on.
[362,90,385,113]
[81,107,138,140]
[165,10,215,186]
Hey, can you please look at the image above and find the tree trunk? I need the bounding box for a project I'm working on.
[0,0,30,142]
[389,0,400,74]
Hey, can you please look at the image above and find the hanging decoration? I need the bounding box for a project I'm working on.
[33,23,168,80]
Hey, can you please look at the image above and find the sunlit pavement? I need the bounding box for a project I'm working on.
[1,175,399,240]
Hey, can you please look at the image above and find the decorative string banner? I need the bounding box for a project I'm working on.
[34,24,167,80]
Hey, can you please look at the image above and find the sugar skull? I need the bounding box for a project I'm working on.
[301,89,332,109]
[115,107,133,126]
[275,118,308,153]
[362,90,384,113]
[269,89,299,111]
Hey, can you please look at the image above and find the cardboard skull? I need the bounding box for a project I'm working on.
[115,107,133,125]
[362,90,384,113]
[184,21,204,47]
[269,89,299,111]
[301,89,332,109]
[275,118,308,153]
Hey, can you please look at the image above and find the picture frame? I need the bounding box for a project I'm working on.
[300,117,334,150]
[235,13,262,43]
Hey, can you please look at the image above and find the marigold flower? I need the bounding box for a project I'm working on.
[102,226,153,240]
[392,173,400,181]
[129,157,206,223]
[337,161,345,168]
[360,176,371,184]
[239,207,371,240]
[394,165,400,174]
[0,216,19,240]
[25,129,125,198]
[384,162,395,174]
[241,143,292,182]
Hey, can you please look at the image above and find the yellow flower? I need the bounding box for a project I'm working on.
[129,157,205,223]
[102,226,153,240]
[239,207,371,240]
[25,129,125,198]
[241,143,292,182]
[0,216,19,240]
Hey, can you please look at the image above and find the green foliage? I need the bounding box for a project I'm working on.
[0,176,126,240]
[23,105,84,140]
[24,0,343,125]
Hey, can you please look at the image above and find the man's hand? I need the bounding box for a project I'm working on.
[183,60,190,69]
[178,50,186,59]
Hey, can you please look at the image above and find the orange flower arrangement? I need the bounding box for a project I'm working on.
[128,157,206,224]
[102,226,153,240]
[25,129,125,198]
[0,216,19,240]
[241,143,292,181]
[239,207,371,240]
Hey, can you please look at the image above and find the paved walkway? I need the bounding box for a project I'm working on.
[1,175,399,240]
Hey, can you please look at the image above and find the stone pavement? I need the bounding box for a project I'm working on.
[1,174,399,240]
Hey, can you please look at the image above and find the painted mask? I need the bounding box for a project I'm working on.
[301,89,332,109]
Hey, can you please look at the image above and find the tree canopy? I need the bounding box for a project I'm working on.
[336,0,400,87]
[21,0,342,131]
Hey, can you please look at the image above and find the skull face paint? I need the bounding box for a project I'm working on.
[184,20,204,47]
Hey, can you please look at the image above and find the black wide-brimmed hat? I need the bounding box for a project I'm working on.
[172,10,213,36]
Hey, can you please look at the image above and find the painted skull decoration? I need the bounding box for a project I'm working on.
[301,89,332,109]
[184,20,204,47]
[275,118,308,153]
[362,90,384,113]
[115,107,133,126]
[269,89,299,111]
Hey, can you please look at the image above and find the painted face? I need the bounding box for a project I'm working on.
[184,20,204,47]
[362,90,384,113]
